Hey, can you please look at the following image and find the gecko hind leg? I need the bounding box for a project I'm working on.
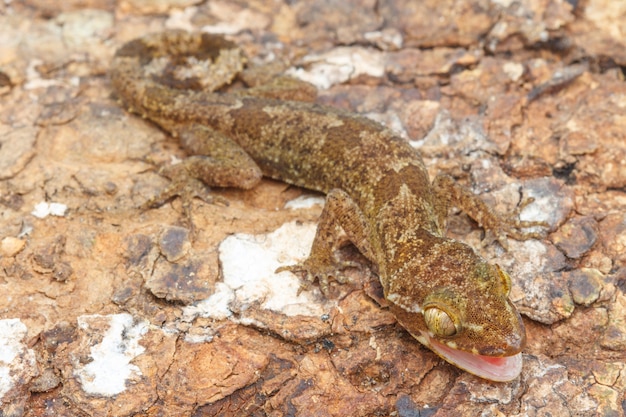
[143,123,262,227]
[142,157,231,221]
[276,188,376,297]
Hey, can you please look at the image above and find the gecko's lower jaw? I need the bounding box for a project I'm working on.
[419,331,523,382]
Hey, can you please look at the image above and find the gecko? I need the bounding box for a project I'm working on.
[110,30,547,382]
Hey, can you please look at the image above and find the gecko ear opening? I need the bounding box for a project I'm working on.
[495,264,512,296]
[423,306,460,337]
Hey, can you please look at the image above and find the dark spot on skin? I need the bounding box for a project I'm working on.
[114,39,158,66]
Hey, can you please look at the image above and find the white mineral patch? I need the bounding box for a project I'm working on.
[519,192,554,226]
[503,62,524,82]
[284,194,325,209]
[74,314,148,396]
[31,201,68,218]
[183,221,331,323]
[287,47,385,90]
[182,282,234,322]
[0,319,37,401]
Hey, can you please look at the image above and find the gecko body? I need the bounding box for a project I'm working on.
[111,31,546,382]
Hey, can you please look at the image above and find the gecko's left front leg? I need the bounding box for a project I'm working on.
[277,188,376,296]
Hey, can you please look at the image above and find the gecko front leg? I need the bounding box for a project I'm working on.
[277,188,376,296]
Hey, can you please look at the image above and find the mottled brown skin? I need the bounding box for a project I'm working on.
[110,31,546,380]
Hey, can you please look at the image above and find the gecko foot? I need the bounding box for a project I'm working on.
[484,197,550,250]
[142,166,229,228]
[276,258,360,297]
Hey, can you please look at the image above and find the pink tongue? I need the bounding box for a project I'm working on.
[424,334,522,382]
[481,356,507,366]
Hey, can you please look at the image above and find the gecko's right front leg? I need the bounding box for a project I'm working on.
[277,188,376,296]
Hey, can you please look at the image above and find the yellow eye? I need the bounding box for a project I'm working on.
[424,307,458,337]
[495,264,512,296]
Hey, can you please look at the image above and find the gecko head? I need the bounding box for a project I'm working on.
[386,240,526,381]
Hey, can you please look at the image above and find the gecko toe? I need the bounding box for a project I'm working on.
[276,258,358,297]
[141,172,230,233]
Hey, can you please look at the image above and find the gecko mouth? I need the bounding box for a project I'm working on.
[421,331,523,382]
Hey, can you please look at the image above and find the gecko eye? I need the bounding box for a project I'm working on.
[423,306,459,337]
[495,264,512,296]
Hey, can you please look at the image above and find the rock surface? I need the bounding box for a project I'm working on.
[1,0,625,416]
